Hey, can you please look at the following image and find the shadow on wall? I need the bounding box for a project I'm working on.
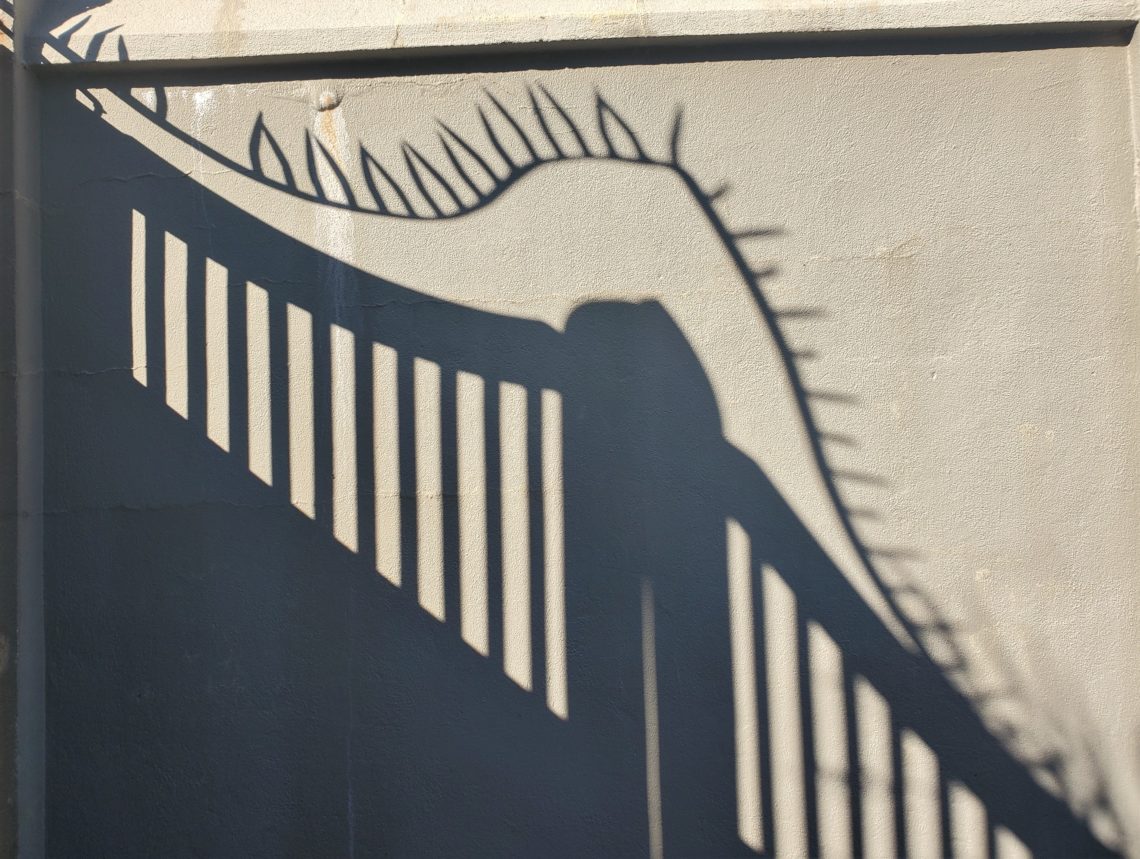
[36,52,1124,859]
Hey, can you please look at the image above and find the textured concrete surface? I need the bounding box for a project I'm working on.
[29,30,1140,857]
[25,0,1140,66]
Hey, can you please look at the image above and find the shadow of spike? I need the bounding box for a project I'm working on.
[535,84,591,157]
[833,468,889,488]
[437,119,504,187]
[360,146,416,218]
[868,545,922,561]
[402,145,441,215]
[312,133,358,208]
[774,306,827,321]
[805,389,858,406]
[249,113,296,189]
[83,24,120,61]
[820,428,857,448]
[484,89,540,164]
[705,181,731,202]
[477,105,519,176]
[55,14,92,44]
[731,226,782,240]
[437,133,488,202]
[303,130,328,201]
[595,93,646,161]
[403,142,463,216]
[669,106,684,166]
[788,348,819,361]
[527,86,565,159]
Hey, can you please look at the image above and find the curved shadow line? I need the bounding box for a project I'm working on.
[105,75,930,672]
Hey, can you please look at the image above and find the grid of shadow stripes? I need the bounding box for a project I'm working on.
[127,205,1041,859]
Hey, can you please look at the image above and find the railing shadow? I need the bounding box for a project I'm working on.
[35,59,1124,858]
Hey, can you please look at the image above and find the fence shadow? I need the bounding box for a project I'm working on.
[37,69,1122,858]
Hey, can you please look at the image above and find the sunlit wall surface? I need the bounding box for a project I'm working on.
[33,26,1140,859]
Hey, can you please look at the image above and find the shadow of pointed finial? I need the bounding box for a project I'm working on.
[403,141,465,216]
[436,131,489,202]
[84,24,120,61]
[303,129,327,202]
[484,89,540,164]
[705,181,730,202]
[527,85,565,159]
[312,134,358,208]
[437,119,503,186]
[249,113,296,189]
[595,92,646,161]
[360,146,418,217]
[536,84,591,158]
[477,105,518,176]
[669,106,684,166]
[56,14,92,45]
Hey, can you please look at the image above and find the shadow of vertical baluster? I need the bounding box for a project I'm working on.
[144,216,167,405]
[372,341,400,584]
[527,385,547,705]
[539,388,566,718]
[185,244,206,434]
[938,775,953,859]
[751,545,776,855]
[892,715,908,859]
[844,661,866,859]
[397,352,419,603]
[798,609,821,858]
[310,307,333,535]
[244,282,273,485]
[268,294,291,503]
[484,380,504,666]
[225,265,249,484]
[441,367,461,626]
[456,370,488,654]
[355,333,377,585]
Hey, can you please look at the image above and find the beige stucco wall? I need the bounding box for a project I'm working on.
[6,3,1140,858]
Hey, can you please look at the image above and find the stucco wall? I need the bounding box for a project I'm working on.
[9,5,1140,859]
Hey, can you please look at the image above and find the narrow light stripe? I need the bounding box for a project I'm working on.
[902,728,942,859]
[542,389,567,718]
[727,519,763,852]
[763,565,808,858]
[130,209,147,385]
[287,304,314,518]
[164,232,188,417]
[204,258,229,451]
[373,342,401,585]
[331,323,358,551]
[246,281,272,485]
[500,381,531,689]
[855,675,896,859]
[457,370,488,654]
[415,357,444,619]
[948,780,987,859]
[995,826,1032,859]
[808,621,852,859]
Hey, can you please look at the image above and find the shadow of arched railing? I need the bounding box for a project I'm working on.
[33,22,1126,856]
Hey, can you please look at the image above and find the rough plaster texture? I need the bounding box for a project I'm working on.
[25,0,1140,67]
[28,31,1140,858]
